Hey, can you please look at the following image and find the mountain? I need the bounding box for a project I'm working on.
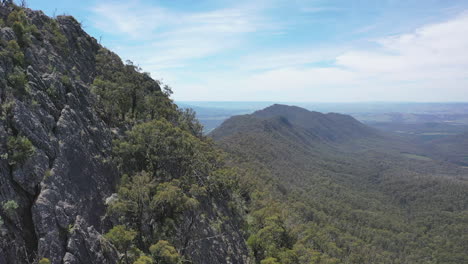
[212,104,377,142]
[211,104,468,264]
[0,3,247,264]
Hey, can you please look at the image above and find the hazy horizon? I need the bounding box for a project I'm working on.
[179,100,468,103]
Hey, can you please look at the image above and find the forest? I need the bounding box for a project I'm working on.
[211,105,468,264]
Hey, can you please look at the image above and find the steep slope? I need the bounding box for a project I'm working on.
[211,104,468,264]
[0,3,247,264]
[0,5,117,263]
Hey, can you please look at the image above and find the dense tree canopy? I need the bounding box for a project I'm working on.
[211,107,468,264]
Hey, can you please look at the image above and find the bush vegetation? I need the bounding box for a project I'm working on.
[6,8,36,47]
[44,19,67,49]
[149,240,181,264]
[0,40,24,66]
[38,258,51,264]
[104,225,137,264]
[6,135,34,166]
[2,200,19,218]
[213,111,468,263]
[94,47,226,263]
[7,67,28,95]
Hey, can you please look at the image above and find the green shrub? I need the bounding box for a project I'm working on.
[0,100,15,121]
[67,223,75,234]
[43,169,52,180]
[7,40,24,66]
[29,24,41,40]
[260,257,280,264]
[0,40,24,66]
[12,21,25,33]
[133,255,154,264]
[46,20,67,49]
[2,200,19,217]
[47,64,55,73]
[46,83,58,98]
[7,9,31,47]
[112,119,202,179]
[7,67,28,95]
[38,258,51,264]
[149,240,180,264]
[152,180,199,215]
[7,9,28,26]
[105,225,137,263]
[12,21,25,41]
[60,74,72,89]
[0,38,6,48]
[6,135,34,166]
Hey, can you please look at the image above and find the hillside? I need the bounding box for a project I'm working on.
[0,3,247,264]
[211,104,468,264]
[425,132,468,166]
[211,104,377,142]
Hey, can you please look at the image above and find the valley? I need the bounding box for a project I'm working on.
[210,104,468,263]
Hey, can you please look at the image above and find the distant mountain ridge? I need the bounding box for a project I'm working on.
[211,104,377,143]
[210,103,468,264]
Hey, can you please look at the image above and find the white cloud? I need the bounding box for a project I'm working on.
[218,12,468,102]
[91,2,169,38]
[235,47,347,71]
[333,12,468,88]
[91,1,468,102]
[91,0,271,69]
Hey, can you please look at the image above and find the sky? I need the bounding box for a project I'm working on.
[25,0,468,102]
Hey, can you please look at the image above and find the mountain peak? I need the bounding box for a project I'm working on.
[253,104,315,117]
[211,104,377,142]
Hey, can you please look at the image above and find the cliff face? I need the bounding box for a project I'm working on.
[0,4,248,264]
[0,5,117,264]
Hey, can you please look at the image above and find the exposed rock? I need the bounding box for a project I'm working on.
[64,216,119,264]
[0,3,248,264]
[0,4,133,264]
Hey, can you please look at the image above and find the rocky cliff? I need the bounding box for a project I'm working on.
[0,3,248,264]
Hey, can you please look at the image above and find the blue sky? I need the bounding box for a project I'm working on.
[26,0,468,102]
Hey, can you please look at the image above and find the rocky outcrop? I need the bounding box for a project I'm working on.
[0,4,248,264]
[0,5,118,263]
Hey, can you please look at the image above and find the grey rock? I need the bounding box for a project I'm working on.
[64,216,119,264]
[0,27,15,41]
[0,4,249,264]
[12,148,49,195]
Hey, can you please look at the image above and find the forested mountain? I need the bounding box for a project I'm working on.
[211,104,468,264]
[211,104,377,143]
[0,3,247,264]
